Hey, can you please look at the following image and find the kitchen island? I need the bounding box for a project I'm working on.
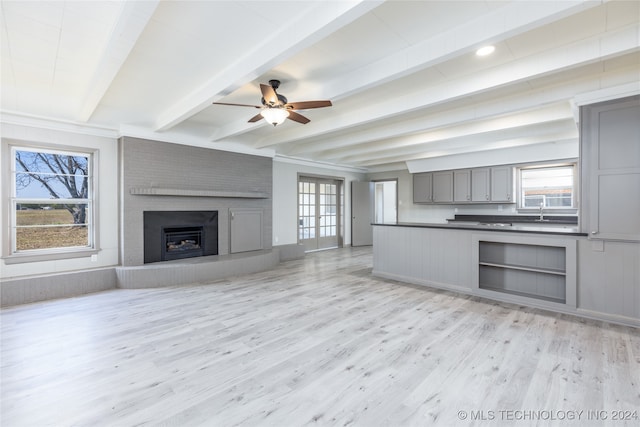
[371,222,638,327]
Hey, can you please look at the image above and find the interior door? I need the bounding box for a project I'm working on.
[351,181,374,246]
[298,177,341,251]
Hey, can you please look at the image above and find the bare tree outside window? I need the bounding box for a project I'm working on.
[13,148,92,252]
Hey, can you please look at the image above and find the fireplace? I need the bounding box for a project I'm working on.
[162,226,204,261]
[144,211,218,263]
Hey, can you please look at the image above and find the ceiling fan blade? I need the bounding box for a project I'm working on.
[260,84,279,105]
[248,113,264,123]
[285,100,332,110]
[212,102,261,108]
[287,110,310,124]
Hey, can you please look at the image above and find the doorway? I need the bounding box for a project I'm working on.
[351,179,397,247]
[374,180,397,224]
[298,176,343,252]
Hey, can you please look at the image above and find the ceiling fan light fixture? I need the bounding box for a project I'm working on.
[261,107,289,126]
[476,45,495,56]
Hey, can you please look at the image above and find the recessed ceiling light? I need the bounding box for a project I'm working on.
[476,45,495,56]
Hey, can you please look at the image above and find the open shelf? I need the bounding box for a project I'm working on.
[479,261,566,276]
[478,240,567,304]
[479,284,566,304]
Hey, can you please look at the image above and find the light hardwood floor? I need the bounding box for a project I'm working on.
[1,247,639,426]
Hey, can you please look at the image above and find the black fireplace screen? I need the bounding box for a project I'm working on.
[162,226,204,261]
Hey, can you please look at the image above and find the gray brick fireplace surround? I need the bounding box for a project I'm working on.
[0,137,283,306]
[119,136,273,266]
[114,137,279,289]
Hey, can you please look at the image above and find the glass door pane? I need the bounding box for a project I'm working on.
[317,181,338,249]
[298,181,316,244]
[298,177,341,252]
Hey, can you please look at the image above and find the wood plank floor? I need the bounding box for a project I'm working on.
[1,247,639,426]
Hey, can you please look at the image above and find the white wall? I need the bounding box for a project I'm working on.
[0,123,119,279]
[368,169,455,223]
[272,157,366,246]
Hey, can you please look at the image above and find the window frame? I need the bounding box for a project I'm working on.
[516,162,578,214]
[3,141,100,264]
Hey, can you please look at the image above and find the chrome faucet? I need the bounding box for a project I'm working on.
[539,202,544,221]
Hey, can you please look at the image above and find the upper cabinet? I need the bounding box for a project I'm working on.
[490,166,514,202]
[414,166,515,204]
[433,171,453,203]
[471,168,490,202]
[454,169,471,202]
[581,95,640,242]
[413,166,514,204]
[413,171,453,203]
[413,172,433,203]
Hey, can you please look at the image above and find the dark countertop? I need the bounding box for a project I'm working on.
[372,221,587,236]
[448,214,578,225]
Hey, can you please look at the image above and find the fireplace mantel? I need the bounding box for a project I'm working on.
[130,187,269,199]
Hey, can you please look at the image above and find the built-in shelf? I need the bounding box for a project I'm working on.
[130,187,269,199]
[479,285,566,304]
[478,240,568,304]
[478,261,566,276]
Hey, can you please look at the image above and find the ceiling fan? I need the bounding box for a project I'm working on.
[212,79,332,126]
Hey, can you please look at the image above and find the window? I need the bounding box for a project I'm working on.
[10,146,94,254]
[518,164,576,210]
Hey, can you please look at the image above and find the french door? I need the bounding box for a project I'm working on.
[298,177,342,251]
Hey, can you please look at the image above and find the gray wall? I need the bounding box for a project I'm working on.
[1,268,117,307]
[120,137,272,266]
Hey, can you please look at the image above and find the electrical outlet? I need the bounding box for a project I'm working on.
[91,254,97,262]
[498,205,503,211]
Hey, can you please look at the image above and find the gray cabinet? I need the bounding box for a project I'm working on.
[581,95,640,241]
[432,171,453,203]
[413,172,433,203]
[577,95,640,325]
[454,169,471,202]
[471,166,513,203]
[413,166,514,204]
[490,166,514,202]
[414,171,454,203]
[230,208,263,253]
[471,168,490,202]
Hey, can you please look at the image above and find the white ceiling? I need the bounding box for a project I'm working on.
[2,0,639,172]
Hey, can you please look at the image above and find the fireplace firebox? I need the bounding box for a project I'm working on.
[162,226,204,261]
[144,211,218,263]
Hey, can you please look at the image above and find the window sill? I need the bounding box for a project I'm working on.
[2,248,100,265]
